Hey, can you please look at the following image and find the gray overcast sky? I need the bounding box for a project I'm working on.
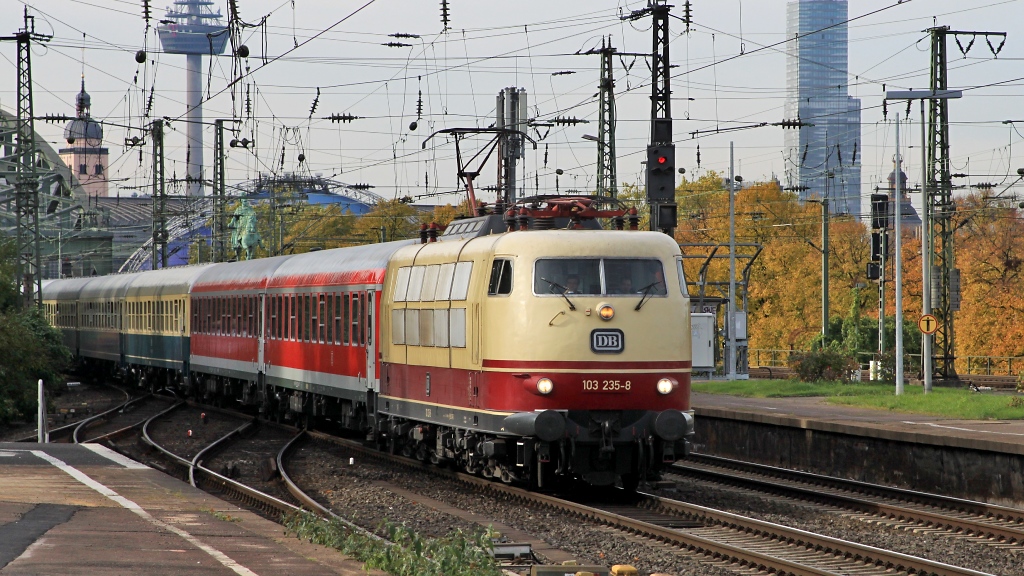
[2,0,1022,215]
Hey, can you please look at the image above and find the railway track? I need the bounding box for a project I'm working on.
[9,382,132,443]
[670,454,1024,548]
[82,401,1001,576]
[140,401,304,517]
[138,404,385,544]
[288,431,992,576]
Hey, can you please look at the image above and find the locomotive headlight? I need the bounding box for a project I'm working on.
[598,304,615,321]
[656,377,676,395]
[536,377,554,395]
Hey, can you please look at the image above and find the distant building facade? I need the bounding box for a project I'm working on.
[58,80,109,198]
[784,0,861,217]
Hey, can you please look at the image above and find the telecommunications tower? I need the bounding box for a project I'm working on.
[157,0,228,196]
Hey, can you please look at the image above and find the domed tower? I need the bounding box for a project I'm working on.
[59,79,109,197]
[885,160,921,230]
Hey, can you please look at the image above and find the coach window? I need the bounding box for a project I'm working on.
[282,296,289,340]
[435,263,455,300]
[451,262,473,300]
[393,266,411,302]
[433,309,449,347]
[487,259,513,296]
[404,302,419,346]
[309,294,319,343]
[406,267,425,303]
[246,296,253,337]
[270,296,277,339]
[299,294,308,342]
[333,294,342,344]
[343,293,351,344]
[277,295,283,339]
[676,256,689,296]
[450,308,467,348]
[392,309,405,345]
[352,292,361,346]
[320,294,328,343]
[278,295,285,339]
[420,265,440,301]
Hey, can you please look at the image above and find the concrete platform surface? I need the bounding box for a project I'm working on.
[693,392,1024,455]
[0,442,384,576]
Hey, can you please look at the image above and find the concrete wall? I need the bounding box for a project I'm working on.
[694,409,1024,507]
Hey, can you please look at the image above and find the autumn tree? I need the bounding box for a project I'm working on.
[951,194,1024,362]
[352,199,420,243]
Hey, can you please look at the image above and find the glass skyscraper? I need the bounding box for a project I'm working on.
[784,0,861,217]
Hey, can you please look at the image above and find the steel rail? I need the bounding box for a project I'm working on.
[141,400,194,473]
[671,459,1024,544]
[188,419,256,487]
[303,432,991,576]
[139,402,301,517]
[14,383,132,443]
[72,393,156,443]
[684,453,1024,523]
[276,430,389,542]
[644,492,992,576]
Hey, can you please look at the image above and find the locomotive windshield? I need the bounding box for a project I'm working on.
[534,258,667,296]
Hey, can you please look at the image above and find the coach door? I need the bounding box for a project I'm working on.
[365,289,377,392]
[257,293,266,373]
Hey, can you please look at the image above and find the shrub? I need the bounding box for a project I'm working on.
[788,346,859,382]
[0,309,71,424]
[283,512,503,576]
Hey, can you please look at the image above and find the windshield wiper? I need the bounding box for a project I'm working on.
[540,277,576,311]
[634,280,664,311]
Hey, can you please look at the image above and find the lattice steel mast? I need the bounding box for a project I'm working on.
[151,119,167,269]
[925,26,1005,378]
[1,8,50,308]
[596,38,617,199]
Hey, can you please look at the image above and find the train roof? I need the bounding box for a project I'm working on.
[191,254,293,293]
[125,264,217,298]
[489,229,682,258]
[267,240,416,289]
[41,276,95,300]
[78,272,140,300]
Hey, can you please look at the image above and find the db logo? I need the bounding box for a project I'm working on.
[591,329,624,353]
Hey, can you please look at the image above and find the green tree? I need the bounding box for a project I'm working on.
[0,238,70,424]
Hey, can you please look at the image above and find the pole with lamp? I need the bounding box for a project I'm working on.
[728,142,742,380]
[886,90,961,393]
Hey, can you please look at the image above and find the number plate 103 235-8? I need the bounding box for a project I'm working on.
[581,379,632,393]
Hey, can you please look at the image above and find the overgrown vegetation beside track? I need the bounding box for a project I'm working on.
[693,379,1024,420]
[0,239,70,425]
[283,512,504,576]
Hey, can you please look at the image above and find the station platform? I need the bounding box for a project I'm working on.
[692,392,1024,456]
[0,443,383,576]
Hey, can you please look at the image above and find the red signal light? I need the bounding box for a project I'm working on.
[657,156,667,165]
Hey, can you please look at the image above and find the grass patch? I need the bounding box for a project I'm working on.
[693,379,885,398]
[283,512,503,576]
[203,508,241,523]
[693,379,1024,420]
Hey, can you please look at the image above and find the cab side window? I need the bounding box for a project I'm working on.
[487,259,513,296]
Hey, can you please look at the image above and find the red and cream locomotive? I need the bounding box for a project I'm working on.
[43,199,694,489]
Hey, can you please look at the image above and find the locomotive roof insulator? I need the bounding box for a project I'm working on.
[419,223,428,244]
[628,206,639,230]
